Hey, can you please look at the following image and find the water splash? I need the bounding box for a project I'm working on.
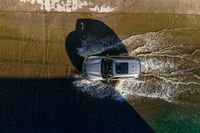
[89,5,114,12]
[77,35,123,57]
[73,75,125,102]
[19,0,114,12]
[75,27,200,102]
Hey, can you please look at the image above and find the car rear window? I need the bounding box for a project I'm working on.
[115,62,128,74]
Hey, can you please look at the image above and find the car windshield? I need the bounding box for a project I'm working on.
[101,58,113,78]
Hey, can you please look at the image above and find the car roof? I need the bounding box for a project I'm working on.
[85,56,141,79]
[108,57,140,78]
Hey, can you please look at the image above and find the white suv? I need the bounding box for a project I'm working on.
[82,56,141,81]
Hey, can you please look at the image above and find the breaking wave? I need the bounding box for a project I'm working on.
[74,27,200,102]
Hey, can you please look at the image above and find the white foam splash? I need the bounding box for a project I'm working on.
[19,0,114,12]
[75,27,200,102]
[119,28,200,101]
[77,35,123,57]
[20,0,90,11]
[90,5,114,13]
[116,75,200,102]
[73,75,124,102]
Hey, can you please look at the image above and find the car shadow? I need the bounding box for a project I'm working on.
[65,18,128,72]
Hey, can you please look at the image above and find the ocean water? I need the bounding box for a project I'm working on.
[146,101,200,133]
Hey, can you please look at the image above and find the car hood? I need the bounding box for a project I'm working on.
[85,57,103,79]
